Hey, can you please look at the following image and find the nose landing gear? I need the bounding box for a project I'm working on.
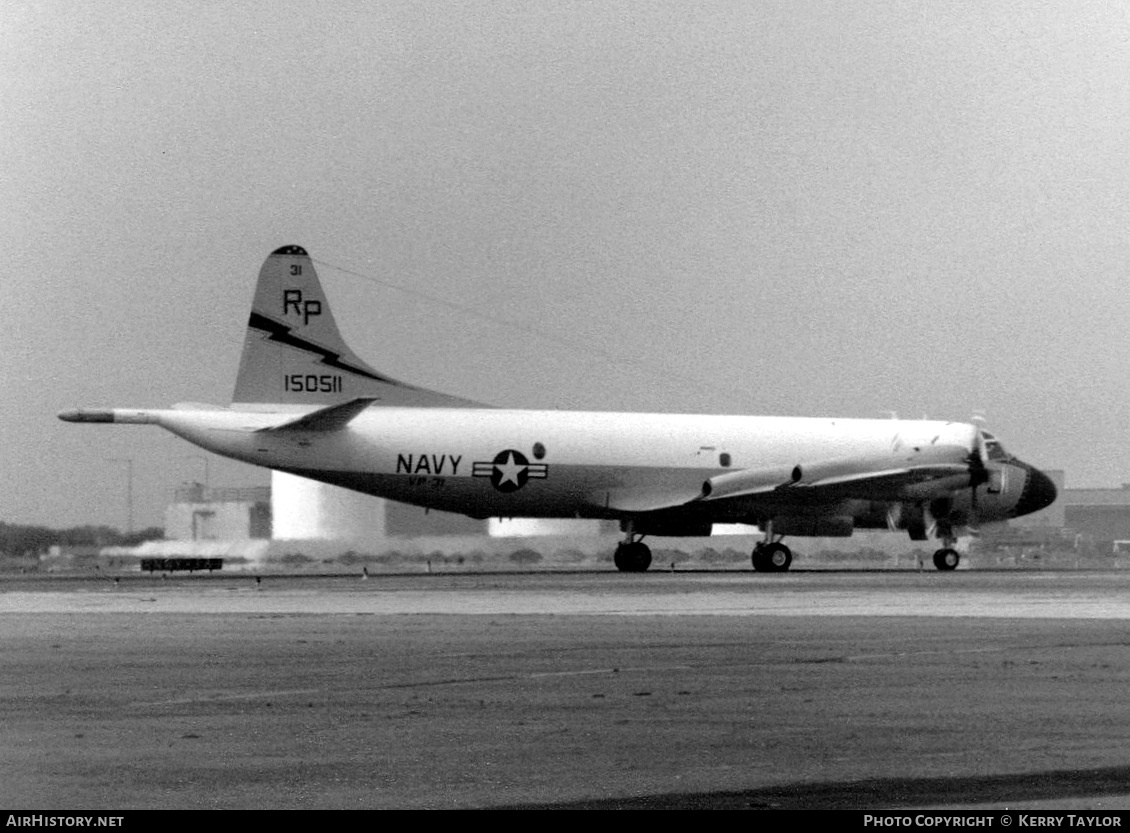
[931,523,961,570]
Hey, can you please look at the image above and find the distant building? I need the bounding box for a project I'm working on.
[1011,470,1130,551]
[1059,484,1130,549]
[271,472,387,539]
[165,483,271,541]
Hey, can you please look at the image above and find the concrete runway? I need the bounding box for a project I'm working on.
[4,569,1130,809]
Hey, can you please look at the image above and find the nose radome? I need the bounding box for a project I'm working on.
[1015,465,1057,517]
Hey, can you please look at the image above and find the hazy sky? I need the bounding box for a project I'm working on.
[4,1,1129,530]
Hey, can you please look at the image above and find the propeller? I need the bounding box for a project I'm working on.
[964,428,992,532]
[894,418,997,545]
[924,428,990,540]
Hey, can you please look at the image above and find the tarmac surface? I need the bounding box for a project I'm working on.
[4,569,1130,810]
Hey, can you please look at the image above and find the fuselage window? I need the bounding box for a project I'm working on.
[719,452,731,467]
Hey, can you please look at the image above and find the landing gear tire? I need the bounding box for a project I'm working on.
[933,547,960,571]
[752,542,792,572]
[614,541,652,573]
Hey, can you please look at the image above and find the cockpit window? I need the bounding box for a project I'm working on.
[980,431,1011,462]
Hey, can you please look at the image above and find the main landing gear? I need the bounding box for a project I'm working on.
[750,519,792,572]
[752,541,792,572]
[614,528,652,573]
[933,544,960,570]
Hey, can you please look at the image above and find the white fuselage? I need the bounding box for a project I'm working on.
[146,406,981,524]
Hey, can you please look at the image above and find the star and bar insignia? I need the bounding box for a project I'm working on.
[472,449,549,493]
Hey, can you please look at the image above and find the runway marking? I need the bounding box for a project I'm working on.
[847,646,1007,661]
[530,664,693,679]
[379,676,517,689]
[135,688,322,706]
[845,641,1130,662]
[370,664,698,690]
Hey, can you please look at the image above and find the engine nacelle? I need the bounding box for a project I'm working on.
[622,518,714,537]
[771,515,854,537]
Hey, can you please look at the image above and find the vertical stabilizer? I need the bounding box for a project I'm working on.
[232,246,479,408]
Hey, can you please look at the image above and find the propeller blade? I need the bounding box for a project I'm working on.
[966,430,991,527]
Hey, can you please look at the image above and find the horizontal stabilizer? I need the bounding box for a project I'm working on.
[255,397,377,433]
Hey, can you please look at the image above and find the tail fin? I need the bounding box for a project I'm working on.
[232,245,480,408]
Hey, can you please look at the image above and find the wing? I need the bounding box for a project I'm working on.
[698,455,972,505]
[602,450,974,515]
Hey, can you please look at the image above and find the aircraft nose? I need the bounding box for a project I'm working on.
[1014,464,1057,517]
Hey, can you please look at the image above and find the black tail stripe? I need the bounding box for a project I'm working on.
[248,312,409,386]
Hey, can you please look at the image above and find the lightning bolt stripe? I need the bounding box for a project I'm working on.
[248,312,411,386]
